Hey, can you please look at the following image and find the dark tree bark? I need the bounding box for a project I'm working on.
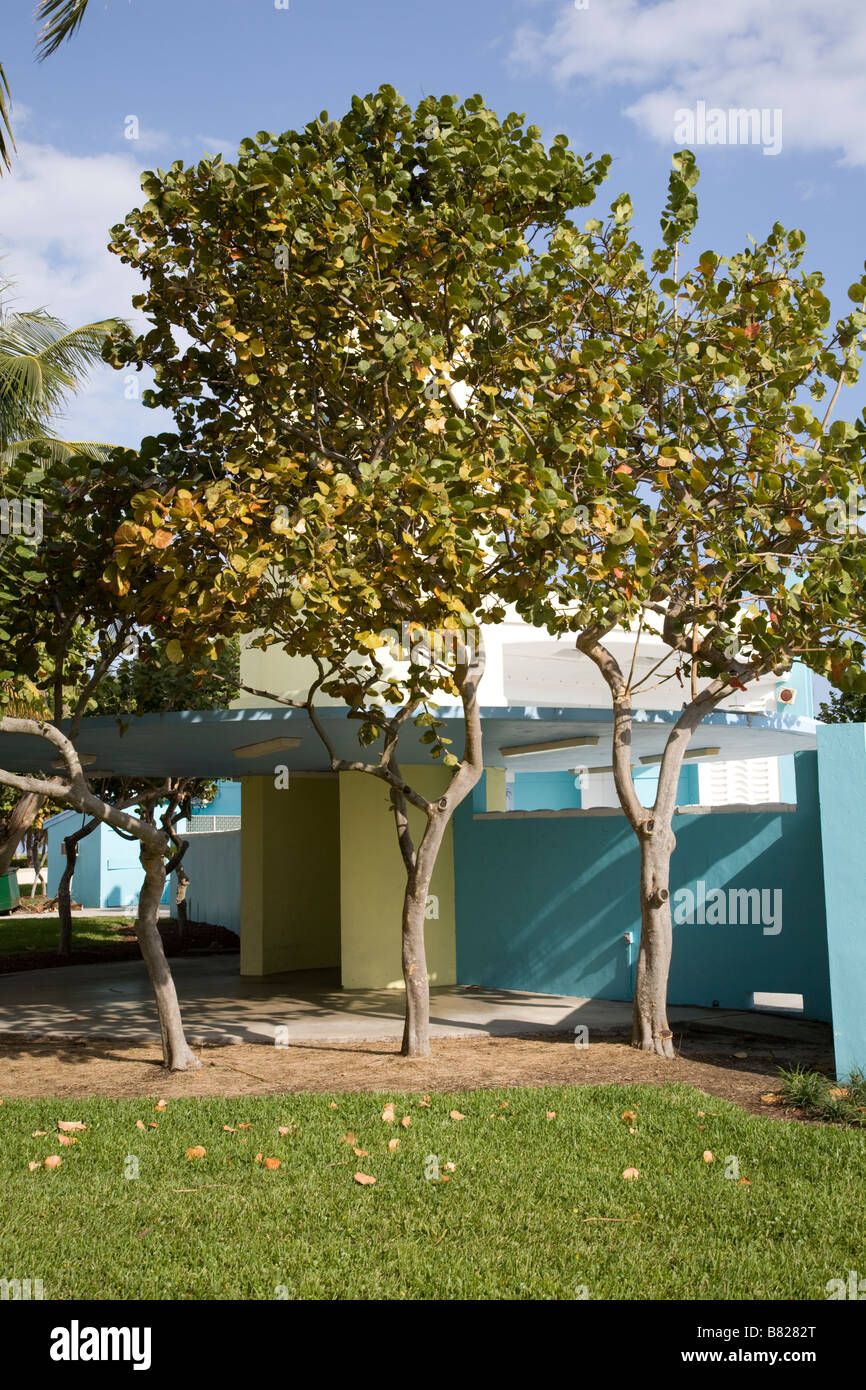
[57,818,99,957]
[0,792,42,875]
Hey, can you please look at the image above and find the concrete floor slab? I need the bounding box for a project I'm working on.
[0,955,827,1048]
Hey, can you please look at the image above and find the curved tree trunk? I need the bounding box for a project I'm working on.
[400,814,447,1058]
[632,825,676,1057]
[57,836,78,957]
[0,792,41,875]
[134,845,200,1071]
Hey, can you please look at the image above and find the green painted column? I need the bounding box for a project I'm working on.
[339,765,457,990]
[240,774,341,976]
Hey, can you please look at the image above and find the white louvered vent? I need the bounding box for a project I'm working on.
[697,758,781,807]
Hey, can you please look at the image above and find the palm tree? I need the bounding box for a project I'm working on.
[1,1,92,171]
[0,291,122,464]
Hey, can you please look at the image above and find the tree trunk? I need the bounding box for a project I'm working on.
[57,836,78,957]
[0,792,41,875]
[400,814,447,1059]
[632,824,677,1057]
[134,845,200,1071]
[174,860,190,947]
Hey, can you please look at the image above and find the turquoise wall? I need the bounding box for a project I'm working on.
[46,811,170,908]
[632,763,700,807]
[511,765,699,812]
[192,780,241,817]
[455,752,830,1020]
[816,723,866,1080]
[512,771,582,811]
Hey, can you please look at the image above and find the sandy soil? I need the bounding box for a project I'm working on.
[0,1027,833,1115]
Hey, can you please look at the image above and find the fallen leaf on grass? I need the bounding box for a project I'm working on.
[354,1172,376,1186]
[264,1157,281,1171]
[238,1123,251,1130]
[449,1111,465,1121]
[400,1117,410,1129]
[31,1131,46,1137]
[186,1146,206,1160]
[829,1087,848,1098]
[353,1147,368,1158]
[44,1156,62,1169]
[381,1103,395,1123]
[136,1121,146,1131]
[621,1110,637,1124]
[58,1135,77,1146]
[149,1122,158,1129]
[223,1126,235,1132]
[341,1132,356,1145]
[417,1096,430,1107]
[155,1100,167,1111]
[444,1162,456,1172]
[255,1153,263,1162]
[740,1177,751,1186]
[28,1161,39,1171]
[329,1102,337,1110]
[622,1167,639,1180]
[388,1138,400,1152]
[546,1112,556,1120]
[58,1121,86,1132]
[703,1151,714,1164]
[277,1126,292,1137]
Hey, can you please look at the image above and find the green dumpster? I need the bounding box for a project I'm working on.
[0,869,20,914]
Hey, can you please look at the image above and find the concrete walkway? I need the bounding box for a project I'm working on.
[0,956,826,1047]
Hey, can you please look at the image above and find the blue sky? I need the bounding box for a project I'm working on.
[2,0,865,449]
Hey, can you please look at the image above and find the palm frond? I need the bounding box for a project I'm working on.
[1,436,113,466]
[34,0,92,61]
[0,61,15,173]
[0,312,124,451]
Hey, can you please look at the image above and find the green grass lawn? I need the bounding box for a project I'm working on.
[0,917,131,956]
[0,1083,862,1300]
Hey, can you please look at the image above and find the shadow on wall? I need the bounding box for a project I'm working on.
[454,752,830,1021]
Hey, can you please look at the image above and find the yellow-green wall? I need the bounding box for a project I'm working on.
[240,774,341,976]
[339,765,457,990]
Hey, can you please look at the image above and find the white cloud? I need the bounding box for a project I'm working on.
[0,140,173,447]
[511,0,866,165]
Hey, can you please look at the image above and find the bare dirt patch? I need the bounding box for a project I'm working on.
[0,1027,833,1119]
